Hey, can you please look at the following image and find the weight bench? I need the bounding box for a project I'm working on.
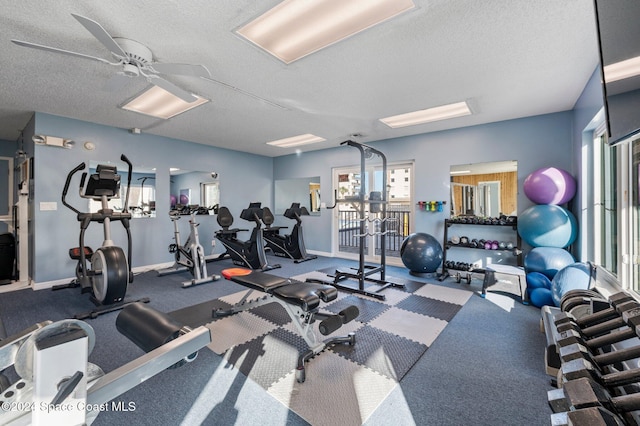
[213,268,359,382]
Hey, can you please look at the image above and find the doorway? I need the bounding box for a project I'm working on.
[332,162,413,265]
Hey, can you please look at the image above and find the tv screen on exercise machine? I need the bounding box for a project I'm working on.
[593,0,640,145]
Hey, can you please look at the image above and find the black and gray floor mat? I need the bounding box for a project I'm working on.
[172,270,472,425]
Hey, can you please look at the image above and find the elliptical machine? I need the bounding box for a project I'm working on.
[157,205,221,288]
[262,203,317,263]
[56,154,148,319]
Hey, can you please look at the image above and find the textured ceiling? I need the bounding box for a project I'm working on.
[0,0,599,157]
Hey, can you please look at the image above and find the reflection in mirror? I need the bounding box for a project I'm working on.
[169,169,219,212]
[274,177,320,216]
[450,161,517,217]
[88,160,156,218]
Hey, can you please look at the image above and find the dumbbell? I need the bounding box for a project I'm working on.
[555,324,639,356]
[550,406,625,426]
[560,355,640,390]
[548,376,640,418]
[554,299,640,349]
[556,305,640,343]
[560,341,640,368]
[556,292,636,329]
[559,290,609,320]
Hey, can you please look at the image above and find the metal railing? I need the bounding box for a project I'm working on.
[338,205,411,257]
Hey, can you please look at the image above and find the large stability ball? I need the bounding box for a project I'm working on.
[524,247,575,279]
[530,287,555,308]
[523,167,576,205]
[400,233,443,273]
[550,262,594,307]
[518,205,577,248]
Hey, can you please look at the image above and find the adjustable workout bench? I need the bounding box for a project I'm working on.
[213,268,359,383]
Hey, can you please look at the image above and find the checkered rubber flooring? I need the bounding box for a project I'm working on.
[202,270,472,426]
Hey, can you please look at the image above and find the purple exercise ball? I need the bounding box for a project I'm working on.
[523,167,576,205]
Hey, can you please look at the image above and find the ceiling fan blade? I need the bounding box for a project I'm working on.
[103,73,132,92]
[151,63,211,78]
[71,13,128,58]
[201,76,289,110]
[11,39,114,64]
[151,77,197,103]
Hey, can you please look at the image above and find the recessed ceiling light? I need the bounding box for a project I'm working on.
[237,0,416,64]
[604,55,640,83]
[267,133,326,148]
[120,85,209,120]
[380,101,472,128]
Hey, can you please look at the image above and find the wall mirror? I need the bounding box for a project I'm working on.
[274,177,321,215]
[450,160,517,217]
[88,160,156,218]
[169,169,220,213]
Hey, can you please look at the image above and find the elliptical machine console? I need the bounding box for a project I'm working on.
[57,154,146,319]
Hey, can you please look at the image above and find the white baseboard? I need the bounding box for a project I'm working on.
[307,249,332,257]
[30,262,174,292]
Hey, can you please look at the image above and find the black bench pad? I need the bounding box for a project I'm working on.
[230,273,338,312]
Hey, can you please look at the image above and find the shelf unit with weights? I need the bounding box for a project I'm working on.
[438,216,523,285]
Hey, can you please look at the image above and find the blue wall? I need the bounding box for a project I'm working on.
[32,113,273,282]
[28,78,604,283]
[274,111,575,255]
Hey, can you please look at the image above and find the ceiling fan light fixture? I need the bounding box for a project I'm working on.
[266,133,326,148]
[237,0,416,64]
[380,101,472,128]
[120,85,209,119]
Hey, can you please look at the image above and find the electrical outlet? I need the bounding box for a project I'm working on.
[39,201,57,211]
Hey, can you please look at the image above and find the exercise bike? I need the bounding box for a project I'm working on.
[55,155,148,319]
[157,204,221,288]
[213,203,280,271]
[261,203,317,263]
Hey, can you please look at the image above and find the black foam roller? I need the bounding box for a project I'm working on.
[116,302,183,353]
[319,315,342,336]
[339,306,359,324]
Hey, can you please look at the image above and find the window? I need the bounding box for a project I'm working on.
[201,182,220,208]
[580,126,618,274]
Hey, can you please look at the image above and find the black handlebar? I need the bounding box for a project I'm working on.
[121,154,133,213]
[61,162,86,214]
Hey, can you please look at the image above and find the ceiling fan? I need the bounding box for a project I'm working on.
[11,13,210,102]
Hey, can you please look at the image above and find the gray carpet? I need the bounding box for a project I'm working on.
[0,255,553,425]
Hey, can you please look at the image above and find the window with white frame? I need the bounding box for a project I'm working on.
[582,126,616,273]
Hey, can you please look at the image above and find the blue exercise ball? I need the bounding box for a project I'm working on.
[526,272,552,297]
[518,205,578,248]
[530,287,555,308]
[400,232,443,273]
[524,247,575,279]
[550,262,594,307]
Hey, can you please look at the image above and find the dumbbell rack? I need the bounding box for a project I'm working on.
[438,217,522,284]
[543,290,640,425]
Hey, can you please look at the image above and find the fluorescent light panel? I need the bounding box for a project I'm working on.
[450,170,471,175]
[267,133,326,148]
[604,55,640,83]
[237,0,416,64]
[120,85,209,119]
[380,101,472,128]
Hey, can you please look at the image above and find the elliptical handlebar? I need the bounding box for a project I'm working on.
[61,162,87,215]
[121,154,133,214]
